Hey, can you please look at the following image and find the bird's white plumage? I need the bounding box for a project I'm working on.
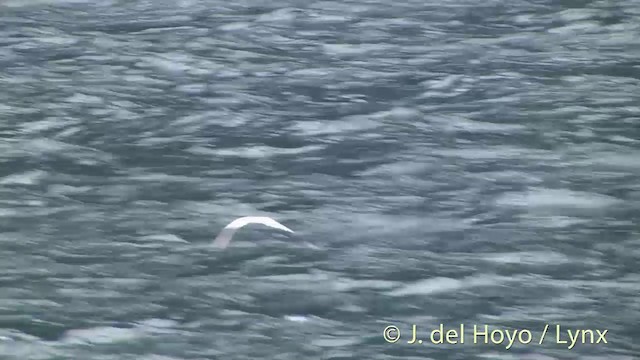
[212,216,294,249]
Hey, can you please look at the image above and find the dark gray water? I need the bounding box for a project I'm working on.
[1,0,639,359]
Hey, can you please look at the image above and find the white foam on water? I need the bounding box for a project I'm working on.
[0,170,46,186]
[496,188,621,209]
[139,234,189,243]
[61,326,142,345]
[387,274,522,297]
[284,315,309,322]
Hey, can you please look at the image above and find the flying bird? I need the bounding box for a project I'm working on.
[212,216,294,249]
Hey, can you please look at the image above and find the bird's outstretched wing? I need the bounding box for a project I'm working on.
[212,226,239,249]
[212,216,294,249]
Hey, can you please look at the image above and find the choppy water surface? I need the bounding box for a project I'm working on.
[1,0,639,359]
